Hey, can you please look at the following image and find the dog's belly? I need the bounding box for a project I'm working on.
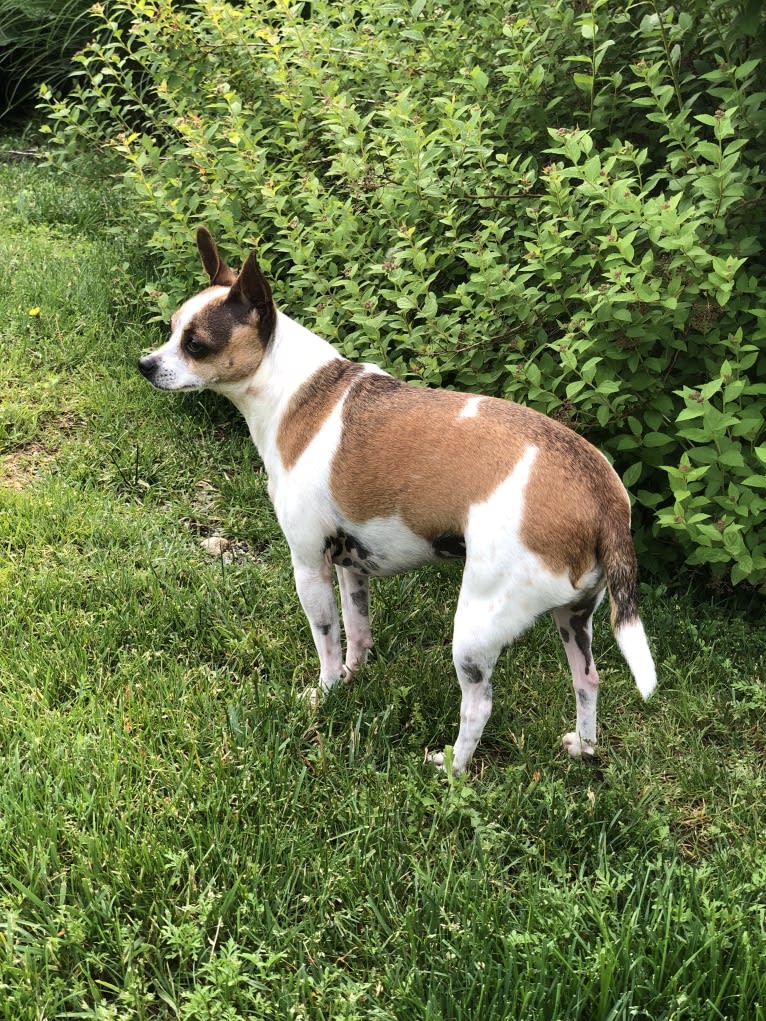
[324,518,464,577]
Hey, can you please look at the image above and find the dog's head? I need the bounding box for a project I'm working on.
[138,228,276,393]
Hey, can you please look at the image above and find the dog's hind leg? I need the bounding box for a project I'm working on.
[336,566,373,675]
[292,559,344,691]
[431,589,511,774]
[432,554,566,773]
[551,591,606,758]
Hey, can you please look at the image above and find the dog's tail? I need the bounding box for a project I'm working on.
[599,512,657,701]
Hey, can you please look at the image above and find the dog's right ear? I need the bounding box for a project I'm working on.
[196,226,237,287]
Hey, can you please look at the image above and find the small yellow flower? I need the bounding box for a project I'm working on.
[28,307,41,317]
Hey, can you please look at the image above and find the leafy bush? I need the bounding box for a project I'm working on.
[43,0,766,589]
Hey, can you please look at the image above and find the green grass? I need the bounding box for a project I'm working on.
[0,0,96,119]
[1,148,765,1021]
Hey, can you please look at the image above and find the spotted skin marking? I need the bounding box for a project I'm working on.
[318,623,331,636]
[350,588,369,618]
[569,596,598,675]
[462,661,484,685]
[432,533,466,560]
[577,687,588,707]
[571,618,592,674]
[324,530,381,575]
[559,627,570,644]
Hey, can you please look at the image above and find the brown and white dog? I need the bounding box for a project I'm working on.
[139,228,656,773]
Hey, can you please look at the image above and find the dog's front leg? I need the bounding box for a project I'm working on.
[336,566,373,674]
[292,559,344,691]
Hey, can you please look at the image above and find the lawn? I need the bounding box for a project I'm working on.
[0,147,764,1020]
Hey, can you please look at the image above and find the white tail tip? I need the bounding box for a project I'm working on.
[615,620,657,700]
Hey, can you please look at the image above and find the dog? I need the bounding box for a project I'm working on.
[138,227,657,773]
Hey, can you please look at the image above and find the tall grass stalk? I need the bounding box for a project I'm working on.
[0,0,95,118]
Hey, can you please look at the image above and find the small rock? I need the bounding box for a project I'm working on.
[201,535,231,557]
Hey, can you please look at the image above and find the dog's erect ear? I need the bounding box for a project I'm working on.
[196,226,237,287]
[229,251,274,314]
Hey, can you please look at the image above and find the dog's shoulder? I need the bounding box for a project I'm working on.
[276,357,370,470]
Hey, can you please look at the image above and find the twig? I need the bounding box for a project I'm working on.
[208,916,224,958]
[0,149,44,162]
[456,191,545,201]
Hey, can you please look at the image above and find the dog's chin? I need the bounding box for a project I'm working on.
[148,378,202,393]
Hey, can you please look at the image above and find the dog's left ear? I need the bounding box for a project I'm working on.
[229,251,274,315]
[196,226,237,287]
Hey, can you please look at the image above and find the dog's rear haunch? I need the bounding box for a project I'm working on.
[139,229,656,773]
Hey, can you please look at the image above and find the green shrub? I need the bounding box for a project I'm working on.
[43,0,766,589]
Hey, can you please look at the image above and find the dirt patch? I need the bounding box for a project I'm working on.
[0,412,80,491]
[0,442,57,491]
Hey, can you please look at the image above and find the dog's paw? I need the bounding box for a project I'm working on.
[425,747,464,775]
[344,650,369,675]
[562,732,596,759]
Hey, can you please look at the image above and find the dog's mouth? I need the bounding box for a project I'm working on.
[137,355,200,392]
[148,380,199,392]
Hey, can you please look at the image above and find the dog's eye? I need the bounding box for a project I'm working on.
[184,336,206,357]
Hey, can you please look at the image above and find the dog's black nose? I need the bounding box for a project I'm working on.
[138,355,156,380]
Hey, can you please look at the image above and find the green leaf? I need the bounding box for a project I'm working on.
[579,16,596,40]
[421,291,438,317]
[677,405,704,422]
[699,377,723,400]
[696,141,721,163]
[573,72,594,93]
[623,462,642,488]
[581,356,602,382]
[470,67,489,95]
[643,432,672,448]
[731,561,752,586]
[717,449,745,468]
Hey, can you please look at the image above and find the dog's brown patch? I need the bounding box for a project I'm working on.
[277,359,365,470]
[519,417,630,586]
[330,376,522,539]
[329,374,629,587]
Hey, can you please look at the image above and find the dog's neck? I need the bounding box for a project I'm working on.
[215,309,341,475]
